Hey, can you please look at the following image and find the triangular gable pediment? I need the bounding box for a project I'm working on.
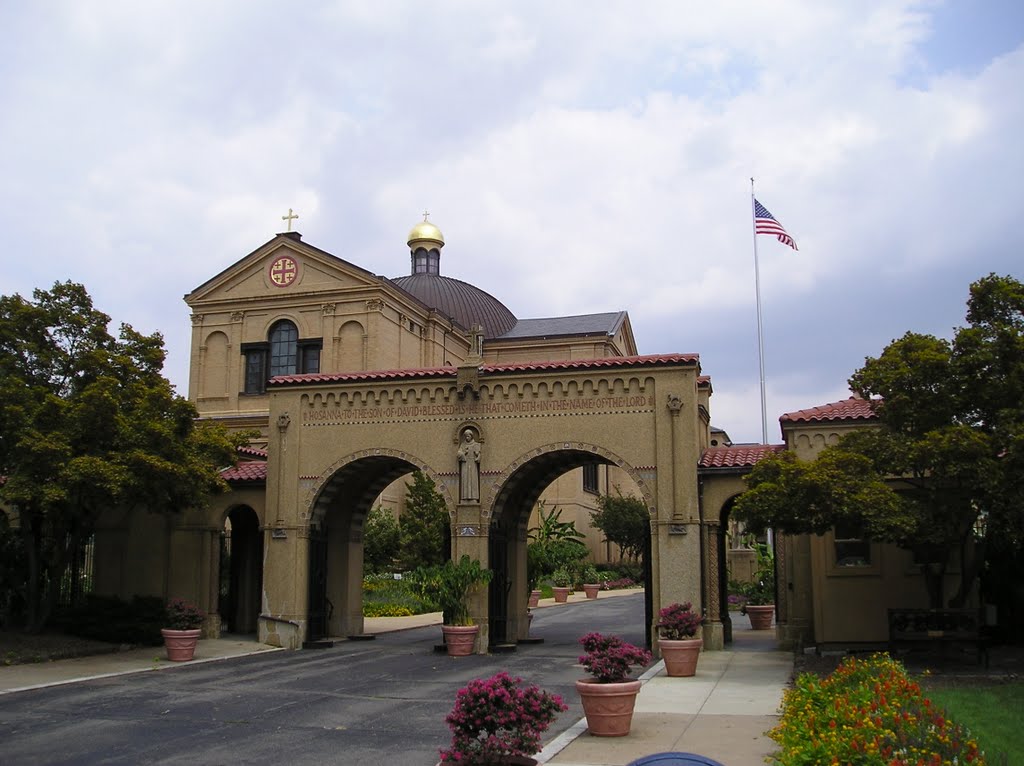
[184,233,386,307]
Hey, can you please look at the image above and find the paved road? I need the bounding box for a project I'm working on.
[0,593,647,766]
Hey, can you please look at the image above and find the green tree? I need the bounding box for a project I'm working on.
[590,487,649,563]
[363,505,400,574]
[0,282,244,632]
[736,274,1024,609]
[398,471,449,570]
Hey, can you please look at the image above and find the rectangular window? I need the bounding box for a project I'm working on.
[833,522,871,567]
[299,341,322,374]
[243,347,267,395]
[582,463,599,494]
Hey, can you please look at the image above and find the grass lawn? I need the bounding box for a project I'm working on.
[924,681,1024,765]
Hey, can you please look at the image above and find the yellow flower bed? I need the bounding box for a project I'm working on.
[770,653,985,765]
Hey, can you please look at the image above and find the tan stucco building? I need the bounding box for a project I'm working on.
[84,218,965,654]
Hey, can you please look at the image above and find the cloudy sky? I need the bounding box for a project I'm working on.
[2,1,1021,445]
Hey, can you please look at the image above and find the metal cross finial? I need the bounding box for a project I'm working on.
[422,210,430,222]
[282,208,299,231]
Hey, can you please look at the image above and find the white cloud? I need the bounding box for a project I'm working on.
[1,0,1022,441]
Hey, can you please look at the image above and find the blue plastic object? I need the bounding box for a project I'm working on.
[626,753,726,766]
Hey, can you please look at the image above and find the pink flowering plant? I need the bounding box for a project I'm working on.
[656,602,703,640]
[165,598,204,630]
[578,632,652,683]
[439,671,567,765]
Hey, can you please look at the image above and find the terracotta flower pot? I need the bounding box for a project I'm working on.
[553,587,570,603]
[528,589,541,607]
[575,678,642,736]
[583,583,601,599]
[441,624,479,656]
[161,628,201,662]
[659,636,703,677]
[746,604,775,630]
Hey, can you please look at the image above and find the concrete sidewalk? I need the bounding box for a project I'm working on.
[539,624,790,766]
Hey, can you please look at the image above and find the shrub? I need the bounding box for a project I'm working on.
[165,598,204,630]
[439,671,567,765]
[656,602,703,640]
[578,632,652,683]
[56,594,164,645]
[771,653,986,765]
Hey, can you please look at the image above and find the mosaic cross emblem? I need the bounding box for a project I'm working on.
[269,256,298,287]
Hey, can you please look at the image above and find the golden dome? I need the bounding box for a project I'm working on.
[407,218,445,247]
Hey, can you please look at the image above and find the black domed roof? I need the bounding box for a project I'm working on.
[391,274,518,338]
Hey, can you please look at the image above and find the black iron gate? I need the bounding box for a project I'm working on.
[307,521,329,641]
[488,520,512,647]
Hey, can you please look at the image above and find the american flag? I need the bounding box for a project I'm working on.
[754,199,798,250]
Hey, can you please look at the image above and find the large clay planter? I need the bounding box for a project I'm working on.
[659,637,703,677]
[441,624,479,656]
[553,587,570,603]
[746,604,775,630]
[528,589,541,607]
[576,678,642,736]
[583,583,601,600]
[161,628,201,662]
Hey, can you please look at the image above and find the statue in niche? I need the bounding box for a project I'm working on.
[457,429,481,502]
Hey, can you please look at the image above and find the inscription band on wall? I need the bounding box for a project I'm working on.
[302,395,652,425]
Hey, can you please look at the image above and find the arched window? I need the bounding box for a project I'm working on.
[269,320,298,377]
[242,319,321,394]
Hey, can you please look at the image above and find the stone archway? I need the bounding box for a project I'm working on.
[485,443,653,648]
[302,451,451,643]
[219,505,263,634]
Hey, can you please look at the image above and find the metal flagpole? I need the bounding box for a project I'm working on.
[750,178,768,445]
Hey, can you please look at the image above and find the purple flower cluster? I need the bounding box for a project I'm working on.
[578,632,652,684]
[439,671,567,765]
[600,577,636,590]
[656,602,704,640]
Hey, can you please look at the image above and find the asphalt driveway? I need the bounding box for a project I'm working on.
[0,592,648,766]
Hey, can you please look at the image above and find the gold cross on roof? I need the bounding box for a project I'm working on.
[282,208,299,231]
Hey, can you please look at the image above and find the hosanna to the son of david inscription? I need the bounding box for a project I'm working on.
[300,392,654,425]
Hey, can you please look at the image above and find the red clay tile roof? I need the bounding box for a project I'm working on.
[699,444,785,468]
[780,397,879,424]
[270,353,700,386]
[237,446,267,459]
[221,461,267,483]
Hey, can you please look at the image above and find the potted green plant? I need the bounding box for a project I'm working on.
[742,577,775,629]
[656,602,704,676]
[162,598,204,661]
[438,671,567,765]
[581,565,602,599]
[551,568,571,603]
[413,555,493,656]
[575,632,652,736]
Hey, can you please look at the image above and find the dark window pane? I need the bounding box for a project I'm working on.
[269,321,298,377]
[244,350,266,394]
[583,463,599,493]
[301,346,320,374]
[834,522,871,567]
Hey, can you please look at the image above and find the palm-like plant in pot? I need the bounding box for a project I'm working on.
[656,602,704,677]
[413,555,493,656]
[575,632,652,737]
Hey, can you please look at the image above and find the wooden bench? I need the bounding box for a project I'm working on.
[887,608,988,667]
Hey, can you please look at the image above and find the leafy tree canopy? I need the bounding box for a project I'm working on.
[590,487,649,562]
[735,274,1024,608]
[0,282,245,631]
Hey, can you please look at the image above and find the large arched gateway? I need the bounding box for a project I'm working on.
[263,354,708,651]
